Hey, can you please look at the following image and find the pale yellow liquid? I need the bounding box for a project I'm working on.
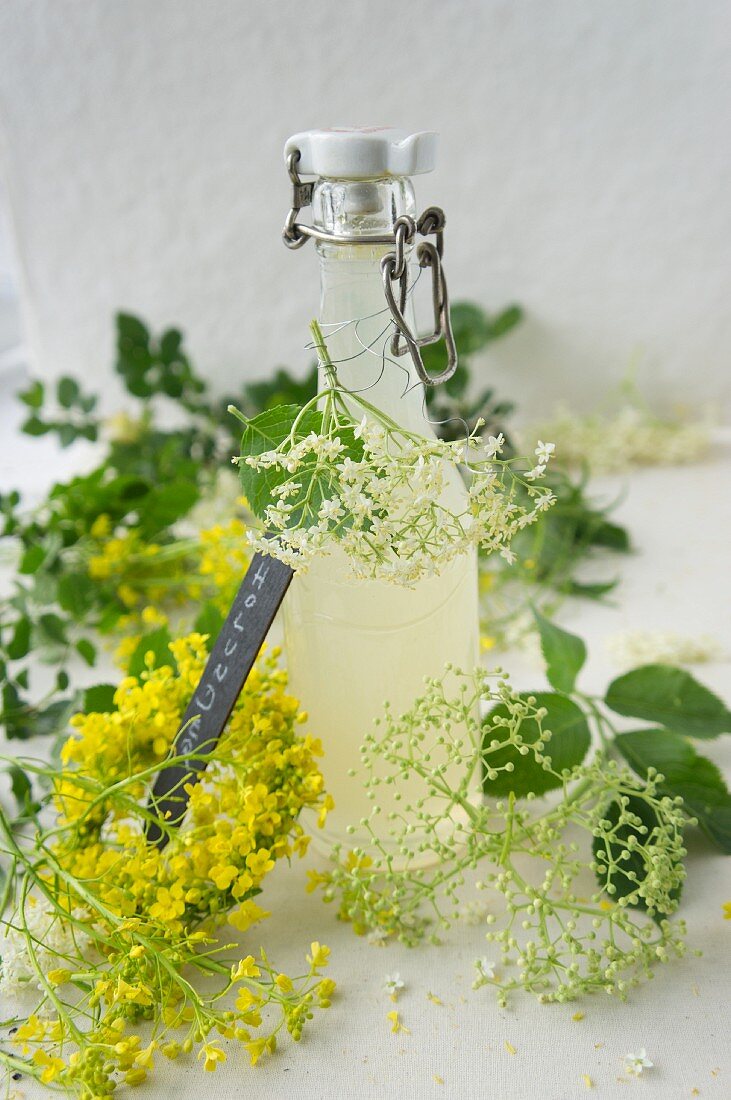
[283,244,479,861]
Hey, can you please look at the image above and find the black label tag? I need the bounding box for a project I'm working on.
[146,551,294,847]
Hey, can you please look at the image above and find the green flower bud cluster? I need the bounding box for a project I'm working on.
[313,668,689,1005]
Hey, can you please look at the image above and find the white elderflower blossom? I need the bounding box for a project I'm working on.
[0,904,92,996]
[534,440,555,465]
[483,433,505,459]
[472,957,497,988]
[318,497,343,524]
[458,900,490,926]
[625,1049,653,1076]
[384,973,405,998]
[476,957,496,979]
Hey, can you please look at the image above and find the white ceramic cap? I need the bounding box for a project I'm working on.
[284,128,438,179]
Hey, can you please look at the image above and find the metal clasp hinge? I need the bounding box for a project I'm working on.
[283,151,314,250]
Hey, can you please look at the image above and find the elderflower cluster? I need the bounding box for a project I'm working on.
[0,635,334,1093]
[240,415,554,586]
[606,629,722,669]
[527,402,710,474]
[309,668,688,1005]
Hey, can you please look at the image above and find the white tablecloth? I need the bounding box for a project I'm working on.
[1,374,729,1098]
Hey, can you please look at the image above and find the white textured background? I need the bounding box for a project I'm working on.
[0,0,730,417]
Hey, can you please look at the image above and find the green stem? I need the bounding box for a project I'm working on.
[499,792,515,866]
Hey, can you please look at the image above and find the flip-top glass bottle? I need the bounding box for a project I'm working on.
[282,129,479,861]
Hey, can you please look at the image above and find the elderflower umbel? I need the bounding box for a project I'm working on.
[234,332,555,586]
[526,400,710,473]
[313,667,688,1006]
[607,629,721,670]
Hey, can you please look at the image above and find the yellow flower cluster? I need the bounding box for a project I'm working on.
[56,634,325,931]
[89,513,252,660]
[88,525,193,611]
[198,517,251,610]
[6,633,334,1094]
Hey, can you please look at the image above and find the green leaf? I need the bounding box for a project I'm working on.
[237,404,364,527]
[565,579,618,599]
[127,627,176,678]
[605,665,731,739]
[533,610,587,693]
[240,364,318,418]
[117,312,151,347]
[18,379,44,409]
[159,327,184,363]
[21,416,50,437]
[58,423,78,448]
[76,638,97,666]
[136,479,199,535]
[443,362,469,399]
[58,573,96,617]
[37,612,68,646]
[83,683,117,714]
[2,681,32,739]
[587,519,630,552]
[32,696,78,738]
[5,764,39,817]
[482,692,591,797]
[19,544,45,575]
[490,304,523,338]
[616,728,731,852]
[592,793,682,913]
[450,302,492,355]
[238,404,318,517]
[7,616,31,660]
[194,602,224,643]
[57,376,80,409]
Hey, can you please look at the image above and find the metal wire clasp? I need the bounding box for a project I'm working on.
[380,208,456,386]
[283,149,458,384]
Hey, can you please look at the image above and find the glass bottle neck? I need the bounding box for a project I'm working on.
[313,177,431,434]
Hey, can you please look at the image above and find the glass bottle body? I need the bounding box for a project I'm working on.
[283,179,479,862]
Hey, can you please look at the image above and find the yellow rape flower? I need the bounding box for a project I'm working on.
[125,1067,148,1086]
[245,848,275,878]
[33,1049,65,1083]
[307,942,330,969]
[235,987,260,1012]
[228,900,270,933]
[149,886,185,922]
[318,793,335,828]
[231,956,261,981]
[47,968,71,986]
[198,1042,227,1072]
[386,1010,409,1034]
[135,1041,156,1070]
[245,1036,275,1066]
